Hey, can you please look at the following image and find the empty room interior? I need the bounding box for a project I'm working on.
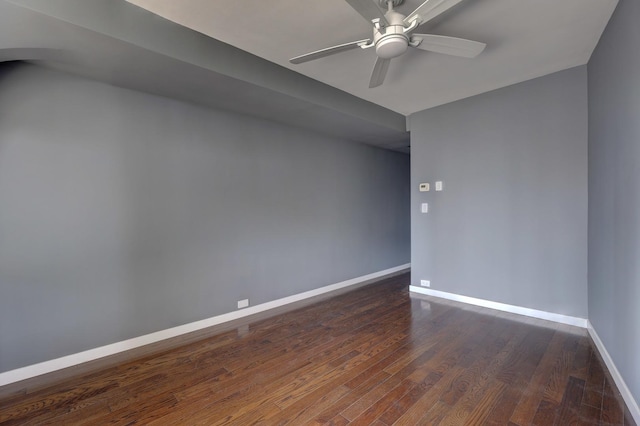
[0,0,638,424]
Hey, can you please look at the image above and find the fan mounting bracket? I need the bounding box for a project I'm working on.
[378,0,404,8]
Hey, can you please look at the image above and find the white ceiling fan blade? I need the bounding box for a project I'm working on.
[369,57,391,88]
[344,0,389,27]
[290,39,371,64]
[404,0,465,26]
[411,34,486,57]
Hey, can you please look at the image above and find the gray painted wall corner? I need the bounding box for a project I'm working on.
[587,0,640,409]
[408,66,588,319]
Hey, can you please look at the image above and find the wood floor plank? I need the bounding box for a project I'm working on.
[326,414,350,426]
[532,399,560,425]
[437,324,509,408]
[484,384,523,426]
[377,370,442,424]
[15,396,111,426]
[578,402,601,425]
[0,380,119,424]
[347,378,416,425]
[261,384,351,425]
[0,272,633,426]
[583,344,606,408]
[450,379,507,426]
[77,391,178,426]
[487,325,557,426]
[496,326,555,386]
[601,380,625,425]
[312,370,392,423]
[570,334,592,381]
[341,374,405,420]
[437,330,517,426]
[509,330,568,425]
[542,334,579,404]
[415,399,450,425]
[392,366,467,425]
[555,375,586,426]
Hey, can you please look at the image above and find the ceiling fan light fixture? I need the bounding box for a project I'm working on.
[375,34,408,59]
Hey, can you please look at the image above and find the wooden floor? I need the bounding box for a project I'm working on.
[0,273,635,425]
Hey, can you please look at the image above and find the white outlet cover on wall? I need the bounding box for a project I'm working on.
[237,299,249,309]
[420,280,430,287]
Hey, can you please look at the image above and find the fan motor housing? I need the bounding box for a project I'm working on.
[378,0,404,7]
[374,9,409,59]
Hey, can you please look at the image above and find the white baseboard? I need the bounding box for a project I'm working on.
[587,321,640,425]
[0,264,410,387]
[409,286,588,328]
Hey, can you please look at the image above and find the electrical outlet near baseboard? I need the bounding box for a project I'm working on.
[237,299,249,309]
[420,280,431,287]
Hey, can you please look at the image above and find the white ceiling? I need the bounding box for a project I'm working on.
[126,0,617,115]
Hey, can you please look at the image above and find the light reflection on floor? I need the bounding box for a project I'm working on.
[408,290,588,337]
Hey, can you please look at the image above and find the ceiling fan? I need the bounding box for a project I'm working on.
[290,0,486,88]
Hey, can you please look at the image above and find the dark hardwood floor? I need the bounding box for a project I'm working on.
[0,273,635,425]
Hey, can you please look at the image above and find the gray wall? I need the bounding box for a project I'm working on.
[408,66,588,318]
[588,0,640,406]
[0,63,410,373]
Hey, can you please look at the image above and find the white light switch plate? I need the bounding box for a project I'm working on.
[421,203,428,213]
[435,181,443,191]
